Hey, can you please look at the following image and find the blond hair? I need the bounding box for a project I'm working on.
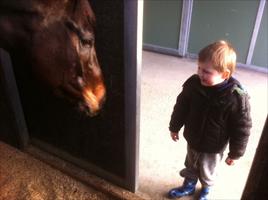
[198,40,237,76]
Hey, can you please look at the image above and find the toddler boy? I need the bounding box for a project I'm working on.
[168,41,252,200]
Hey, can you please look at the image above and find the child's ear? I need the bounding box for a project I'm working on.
[222,69,231,79]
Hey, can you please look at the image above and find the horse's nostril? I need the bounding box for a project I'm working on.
[77,76,85,87]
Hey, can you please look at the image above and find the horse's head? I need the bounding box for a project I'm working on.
[0,0,106,116]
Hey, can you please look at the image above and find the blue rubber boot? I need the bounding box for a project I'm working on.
[168,179,197,199]
[199,187,210,200]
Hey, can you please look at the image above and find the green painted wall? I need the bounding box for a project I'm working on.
[188,0,259,63]
[143,0,182,49]
[143,0,267,69]
[252,4,267,68]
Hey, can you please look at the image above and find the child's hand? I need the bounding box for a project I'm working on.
[225,157,235,166]
[170,132,179,142]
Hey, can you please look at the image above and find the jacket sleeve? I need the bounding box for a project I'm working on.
[169,84,191,133]
[228,91,252,159]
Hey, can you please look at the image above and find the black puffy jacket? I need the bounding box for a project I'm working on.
[169,75,252,159]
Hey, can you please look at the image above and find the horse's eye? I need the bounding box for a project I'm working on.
[80,38,93,48]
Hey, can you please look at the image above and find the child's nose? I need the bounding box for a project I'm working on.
[198,70,203,77]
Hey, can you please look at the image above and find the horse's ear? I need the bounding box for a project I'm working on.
[66,0,96,26]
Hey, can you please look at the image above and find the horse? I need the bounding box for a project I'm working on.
[0,0,106,116]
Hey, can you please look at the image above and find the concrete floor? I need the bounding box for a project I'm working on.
[138,51,268,200]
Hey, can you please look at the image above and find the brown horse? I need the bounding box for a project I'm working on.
[0,0,106,116]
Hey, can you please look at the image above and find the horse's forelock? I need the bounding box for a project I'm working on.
[32,0,95,29]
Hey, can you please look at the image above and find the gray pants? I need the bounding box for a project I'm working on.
[180,145,224,187]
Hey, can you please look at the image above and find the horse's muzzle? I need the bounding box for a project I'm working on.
[81,84,106,116]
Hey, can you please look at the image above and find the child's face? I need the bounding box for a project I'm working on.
[197,61,229,86]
